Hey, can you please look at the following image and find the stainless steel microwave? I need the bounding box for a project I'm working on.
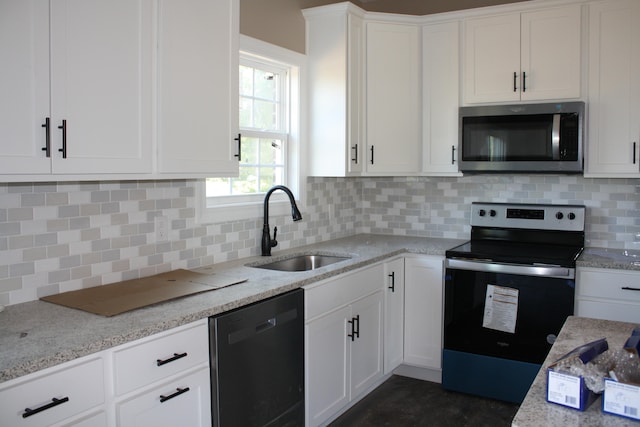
[458,102,584,173]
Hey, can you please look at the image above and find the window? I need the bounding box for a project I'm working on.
[199,36,305,223]
[207,59,287,197]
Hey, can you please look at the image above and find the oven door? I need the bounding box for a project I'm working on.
[442,259,575,403]
[444,259,575,364]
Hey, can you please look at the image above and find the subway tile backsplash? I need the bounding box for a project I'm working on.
[0,175,638,305]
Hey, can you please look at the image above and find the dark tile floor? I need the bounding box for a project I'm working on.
[329,375,520,427]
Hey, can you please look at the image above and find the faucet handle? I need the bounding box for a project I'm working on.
[271,226,278,248]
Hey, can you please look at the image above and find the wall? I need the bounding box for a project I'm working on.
[1,176,639,306]
[241,0,530,54]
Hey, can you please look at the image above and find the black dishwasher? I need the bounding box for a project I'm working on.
[209,288,304,427]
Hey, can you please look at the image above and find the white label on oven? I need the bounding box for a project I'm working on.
[482,284,518,334]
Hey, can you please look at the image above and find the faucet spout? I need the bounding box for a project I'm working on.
[262,185,302,256]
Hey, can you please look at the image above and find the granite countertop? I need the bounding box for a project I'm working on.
[512,316,639,427]
[1,233,637,386]
[578,247,640,271]
[0,234,462,384]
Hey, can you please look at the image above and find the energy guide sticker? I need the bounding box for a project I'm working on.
[482,284,518,333]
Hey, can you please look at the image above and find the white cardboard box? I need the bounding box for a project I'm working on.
[603,379,640,421]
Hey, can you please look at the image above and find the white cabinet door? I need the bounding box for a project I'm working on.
[463,5,581,104]
[463,13,521,104]
[0,0,51,175]
[305,305,351,427]
[49,0,153,175]
[520,6,581,101]
[422,21,461,175]
[117,366,211,427]
[157,0,239,177]
[350,291,383,399]
[403,256,443,369]
[383,258,404,374]
[305,4,364,177]
[585,0,640,177]
[366,22,421,174]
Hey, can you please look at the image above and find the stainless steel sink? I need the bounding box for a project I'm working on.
[250,254,351,272]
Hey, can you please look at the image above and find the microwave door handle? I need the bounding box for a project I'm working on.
[552,114,561,159]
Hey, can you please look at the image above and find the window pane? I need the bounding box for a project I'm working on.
[239,97,253,128]
[206,177,232,196]
[258,166,284,192]
[259,139,283,164]
[232,167,258,193]
[254,100,277,130]
[254,69,277,101]
[241,137,259,164]
[239,65,253,96]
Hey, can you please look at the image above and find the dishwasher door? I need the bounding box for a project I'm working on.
[209,288,304,427]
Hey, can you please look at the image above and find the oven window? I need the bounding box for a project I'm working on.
[443,268,575,364]
[462,115,553,161]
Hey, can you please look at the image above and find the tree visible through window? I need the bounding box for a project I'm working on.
[206,58,288,197]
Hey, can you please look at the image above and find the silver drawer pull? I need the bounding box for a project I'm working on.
[23,397,69,418]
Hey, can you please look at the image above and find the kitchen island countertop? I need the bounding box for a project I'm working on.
[0,234,462,384]
[512,316,639,427]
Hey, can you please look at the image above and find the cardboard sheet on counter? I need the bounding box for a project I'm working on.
[40,269,248,317]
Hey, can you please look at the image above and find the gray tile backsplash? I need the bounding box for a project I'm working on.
[0,175,638,305]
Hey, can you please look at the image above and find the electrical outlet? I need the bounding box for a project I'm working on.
[155,216,169,242]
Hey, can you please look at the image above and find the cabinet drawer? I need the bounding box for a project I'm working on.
[577,268,640,302]
[576,299,640,323]
[305,263,383,320]
[116,366,210,427]
[113,321,209,396]
[0,357,104,427]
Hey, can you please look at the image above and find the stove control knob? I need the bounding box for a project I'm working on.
[479,209,486,217]
[489,209,497,217]
[556,212,564,220]
[568,212,576,220]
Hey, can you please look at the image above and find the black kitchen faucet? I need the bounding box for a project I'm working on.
[261,185,302,256]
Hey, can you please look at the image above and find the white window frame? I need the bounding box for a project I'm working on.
[197,35,306,224]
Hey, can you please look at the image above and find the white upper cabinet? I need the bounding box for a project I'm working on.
[157,0,239,177]
[422,20,461,175]
[0,0,239,182]
[0,0,51,175]
[304,4,365,177]
[0,0,154,179]
[305,5,420,176]
[366,21,421,174]
[585,0,640,177]
[463,4,582,104]
[48,0,153,175]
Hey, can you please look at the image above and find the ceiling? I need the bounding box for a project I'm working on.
[297,0,530,15]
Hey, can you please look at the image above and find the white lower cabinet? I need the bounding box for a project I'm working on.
[111,320,211,427]
[305,264,384,427]
[403,255,444,370]
[0,356,105,427]
[115,367,210,427]
[383,257,405,374]
[0,320,210,427]
[576,267,640,323]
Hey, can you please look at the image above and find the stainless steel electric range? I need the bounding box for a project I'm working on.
[442,202,586,404]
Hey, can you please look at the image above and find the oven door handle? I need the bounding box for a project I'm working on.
[445,259,574,279]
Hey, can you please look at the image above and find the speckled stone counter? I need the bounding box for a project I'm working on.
[578,247,640,271]
[0,234,463,384]
[512,316,640,427]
